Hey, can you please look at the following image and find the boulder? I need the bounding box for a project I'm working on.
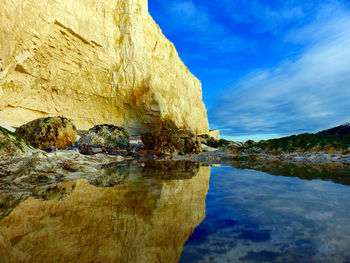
[244,140,256,146]
[15,117,77,150]
[78,125,129,149]
[0,126,32,161]
[141,130,202,154]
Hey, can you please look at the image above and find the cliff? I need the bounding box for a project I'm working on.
[0,0,209,135]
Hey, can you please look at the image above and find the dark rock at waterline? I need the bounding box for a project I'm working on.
[141,130,202,154]
[78,125,129,149]
[15,116,77,150]
[69,142,128,156]
[45,145,56,153]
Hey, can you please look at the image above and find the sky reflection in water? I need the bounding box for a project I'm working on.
[1,161,350,262]
[180,166,350,263]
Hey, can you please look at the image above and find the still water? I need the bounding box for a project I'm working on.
[0,161,350,263]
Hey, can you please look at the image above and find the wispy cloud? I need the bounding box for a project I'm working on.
[149,0,350,140]
[209,3,350,139]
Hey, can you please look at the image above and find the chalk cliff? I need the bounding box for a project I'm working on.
[0,0,209,135]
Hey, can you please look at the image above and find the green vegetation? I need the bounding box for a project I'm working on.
[240,132,350,154]
[0,126,25,151]
[0,126,18,139]
[0,142,6,149]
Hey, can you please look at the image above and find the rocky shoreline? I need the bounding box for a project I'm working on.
[1,116,350,221]
[1,117,350,167]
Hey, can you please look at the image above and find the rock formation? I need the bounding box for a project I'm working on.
[0,165,211,263]
[79,124,130,148]
[16,116,77,150]
[142,130,203,154]
[0,0,209,135]
[0,127,32,161]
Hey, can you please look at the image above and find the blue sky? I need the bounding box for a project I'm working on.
[148,0,350,141]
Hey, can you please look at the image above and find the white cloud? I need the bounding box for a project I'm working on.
[210,6,350,137]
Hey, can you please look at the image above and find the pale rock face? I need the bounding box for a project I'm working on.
[0,0,209,135]
[209,129,220,140]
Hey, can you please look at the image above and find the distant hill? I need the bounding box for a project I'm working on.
[318,123,350,139]
[237,123,350,154]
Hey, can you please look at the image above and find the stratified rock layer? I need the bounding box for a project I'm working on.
[0,0,209,135]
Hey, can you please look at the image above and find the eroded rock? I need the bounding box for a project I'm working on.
[15,116,77,150]
[78,125,129,149]
[198,135,242,150]
[141,130,202,154]
[0,127,32,161]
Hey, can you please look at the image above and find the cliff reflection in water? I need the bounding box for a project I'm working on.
[0,161,211,263]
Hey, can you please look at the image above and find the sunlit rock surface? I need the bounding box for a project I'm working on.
[0,163,211,263]
[0,0,209,135]
[16,116,77,150]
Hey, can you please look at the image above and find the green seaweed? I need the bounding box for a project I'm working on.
[0,126,36,151]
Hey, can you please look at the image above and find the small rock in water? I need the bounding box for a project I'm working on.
[91,147,103,155]
[45,145,55,153]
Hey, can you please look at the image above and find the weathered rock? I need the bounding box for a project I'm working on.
[244,140,256,146]
[79,125,129,149]
[0,122,15,133]
[16,116,77,150]
[141,130,202,154]
[0,127,32,161]
[202,143,219,152]
[198,135,241,149]
[0,0,209,135]
[209,130,220,140]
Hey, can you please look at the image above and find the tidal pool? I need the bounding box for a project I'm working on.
[0,161,350,262]
[180,164,350,263]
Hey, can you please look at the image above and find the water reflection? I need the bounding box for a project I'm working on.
[180,165,350,263]
[230,161,350,186]
[0,162,211,263]
[1,161,350,263]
